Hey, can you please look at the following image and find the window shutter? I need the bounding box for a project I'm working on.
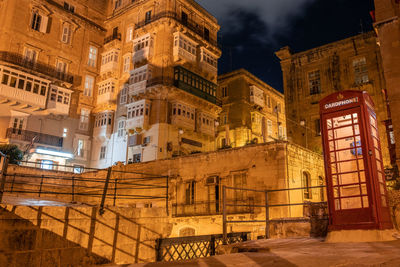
[40,16,48,33]
[46,17,52,33]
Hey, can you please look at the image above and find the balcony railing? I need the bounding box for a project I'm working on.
[0,51,76,84]
[6,128,63,147]
[104,33,121,45]
[135,11,219,48]
[172,200,254,217]
[143,74,222,106]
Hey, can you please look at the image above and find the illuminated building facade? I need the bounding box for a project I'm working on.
[0,0,221,169]
[217,69,286,149]
[276,32,393,167]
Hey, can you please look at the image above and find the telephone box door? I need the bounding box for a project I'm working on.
[322,107,373,226]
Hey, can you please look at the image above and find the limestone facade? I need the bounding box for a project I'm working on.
[276,32,393,167]
[94,0,222,168]
[0,0,223,170]
[0,0,106,169]
[216,69,287,149]
[374,0,400,167]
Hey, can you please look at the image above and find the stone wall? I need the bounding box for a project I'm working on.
[0,204,171,265]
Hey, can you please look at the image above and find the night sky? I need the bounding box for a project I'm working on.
[197,0,375,92]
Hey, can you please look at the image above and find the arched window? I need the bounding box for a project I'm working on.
[302,171,312,199]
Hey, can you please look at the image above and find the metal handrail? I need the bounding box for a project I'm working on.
[135,11,219,48]
[0,51,77,84]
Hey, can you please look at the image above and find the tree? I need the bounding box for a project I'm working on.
[0,144,23,164]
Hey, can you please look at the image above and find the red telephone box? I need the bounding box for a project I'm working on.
[320,91,392,230]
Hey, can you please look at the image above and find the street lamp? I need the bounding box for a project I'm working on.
[300,119,308,148]
[178,129,184,156]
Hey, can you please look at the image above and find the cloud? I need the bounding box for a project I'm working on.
[196,0,316,38]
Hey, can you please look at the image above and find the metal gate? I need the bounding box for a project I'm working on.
[155,232,249,262]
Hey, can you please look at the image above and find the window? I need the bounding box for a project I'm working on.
[120,86,128,104]
[145,11,152,24]
[101,50,119,65]
[181,11,188,25]
[267,120,272,136]
[88,46,98,67]
[1,67,48,95]
[204,27,209,41]
[84,75,94,97]
[127,101,150,119]
[353,57,369,84]
[56,60,67,73]
[24,48,38,64]
[126,26,133,42]
[266,95,271,108]
[114,0,122,9]
[63,2,75,12]
[303,171,312,199]
[315,119,321,136]
[117,120,126,138]
[308,70,321,95]
[185,181,196,205]
[100,146,106,160]
[200,48,218,69]
[61,23,72,44]
[77,139,85,157]
[30,10,49,33]
[49,87,70,105]
[79,108,90,130]
[233,172,247,201]
[12,118,25,135]
[123,55,131,73]
[221,86,228,97]
[39,160,56,170]
[95,112,113,127]
[132,153,141,163]
[278,125,283,139]
[98,80,115,96]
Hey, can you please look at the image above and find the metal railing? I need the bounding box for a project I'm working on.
[6,128,63,147]
[135,11,219,48]
[172,199,254,217]
[0,51,76,84]
[0,159,169,215]
[104,33,121,45]
[155,232,249,262]
[0,151,8,203]
[222,185,328,244]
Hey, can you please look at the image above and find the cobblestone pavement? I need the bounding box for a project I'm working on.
[106,238,400,267]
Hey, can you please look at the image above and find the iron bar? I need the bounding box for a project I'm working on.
[99,167,112,215]
[113,178,117,207]
[265,191,270,239]
[0,155,9,203]
[38,175,44,197]
[222,185,227,245]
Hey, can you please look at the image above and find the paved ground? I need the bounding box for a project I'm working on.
[107,238,400,267]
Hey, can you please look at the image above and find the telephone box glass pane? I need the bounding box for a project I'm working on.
[326,112,366,210]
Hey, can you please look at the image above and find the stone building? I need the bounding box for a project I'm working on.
[216,69,286,149]
[276,32,393,167]
[94,0,222,167]
[2,141,326,264]
[0,0,222,169]
[0,0,107,170]
[373,0,400,168]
